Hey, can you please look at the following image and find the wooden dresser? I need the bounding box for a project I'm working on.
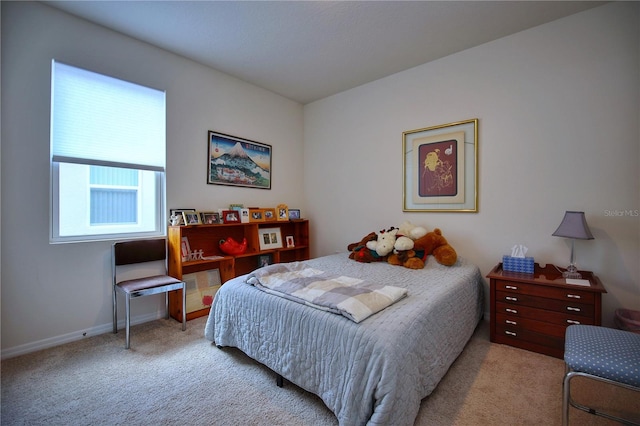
[487,263,606,359]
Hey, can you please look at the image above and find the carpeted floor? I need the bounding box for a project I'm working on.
[2,317,638,425]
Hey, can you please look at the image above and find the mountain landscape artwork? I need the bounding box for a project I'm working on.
[208,131,272,189]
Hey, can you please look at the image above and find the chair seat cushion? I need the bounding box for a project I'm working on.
[117,275,182,293]
[565,324,640,388]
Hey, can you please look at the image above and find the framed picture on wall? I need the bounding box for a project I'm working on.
[403,118,478,212]
[207,131,272,189]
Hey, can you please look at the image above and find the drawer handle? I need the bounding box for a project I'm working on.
[506,308,518,314]
[505,331,517,336]
[567,294,581,299]
[567,319,581,325]
[567,307,581,312]
[505,285,518,290]
[505,296,518,302]
[505,320,517,325]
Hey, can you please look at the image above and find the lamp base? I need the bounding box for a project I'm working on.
[562,265,582,279]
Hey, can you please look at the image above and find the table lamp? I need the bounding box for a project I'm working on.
[552,211,594,279]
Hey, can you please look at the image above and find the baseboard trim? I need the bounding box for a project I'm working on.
[1,312,161,360]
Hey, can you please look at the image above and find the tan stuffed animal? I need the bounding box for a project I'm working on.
[413,228,457,266]
[387,235,425,269]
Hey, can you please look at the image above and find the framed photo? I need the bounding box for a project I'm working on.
[288,209,301,220]
[258,227,283,250]
[258,254,272,268]
[263,208,276,221]
[276,204,289,221]
[285,235,295,248]
[403,118,478,212]
[222,210,241,224]
[207,131,272,189]
[181,237,191,262]
[249,208,265,222]
[169,208,195,226]
[239,208,250,223]
[182,269,222,314]
[200,211,220,225]
[182,211,202,225]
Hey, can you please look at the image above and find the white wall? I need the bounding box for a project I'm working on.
[1,2,304,357]
[303,2,640,326]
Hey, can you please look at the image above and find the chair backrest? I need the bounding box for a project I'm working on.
[113,238,167,266]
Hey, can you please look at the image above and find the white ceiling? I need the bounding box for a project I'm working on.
[44,1,605,104]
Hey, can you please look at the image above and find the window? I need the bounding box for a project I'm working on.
[50,61,166,243]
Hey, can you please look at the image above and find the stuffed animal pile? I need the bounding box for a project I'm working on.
[347,221,457,269]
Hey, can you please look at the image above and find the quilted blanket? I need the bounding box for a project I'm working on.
[206,253,483,426]
[246,262,407,323]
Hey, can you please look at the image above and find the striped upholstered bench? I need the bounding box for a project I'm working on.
[563,324,640,425]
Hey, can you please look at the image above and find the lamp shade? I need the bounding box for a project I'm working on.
[552,211,594,240]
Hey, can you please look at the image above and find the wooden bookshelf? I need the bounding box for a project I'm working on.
[167,220,310,321]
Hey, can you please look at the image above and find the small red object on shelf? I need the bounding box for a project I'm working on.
[219,237,247,255]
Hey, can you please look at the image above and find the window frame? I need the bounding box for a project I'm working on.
[49,61,166,244]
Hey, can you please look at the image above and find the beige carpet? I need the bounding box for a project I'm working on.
[2,317,638,425]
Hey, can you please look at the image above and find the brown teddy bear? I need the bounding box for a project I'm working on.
[387,235,425,269]
[413,228,457,267]
[348,232,385,263]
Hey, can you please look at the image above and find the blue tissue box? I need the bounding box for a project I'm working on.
[502,255,534,274]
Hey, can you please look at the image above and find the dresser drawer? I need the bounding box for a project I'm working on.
[495,280,594,303]
[495,301,595,326]
[496,312,568,338]
[496,290,594,317]
[495,323,564,351]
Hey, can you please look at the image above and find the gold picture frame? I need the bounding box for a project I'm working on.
[263,208,276,221]
[276,204,289,221]
[249,208,265,222]
[403,118,478,212]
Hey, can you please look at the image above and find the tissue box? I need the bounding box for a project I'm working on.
[502,255,534,274]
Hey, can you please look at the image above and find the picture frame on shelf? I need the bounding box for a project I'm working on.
[240,208,250,223]
[264,208,276,221]
[258,227,283,250]
[229,204,244,211]
[181,237,191,262]
[182,269,222,314]
[249,208,265,222]
[169,208,195,226]
[403,118,478,212]
[222,210,241,224]
[276,204,289,221]
[208,130,272,189]
[200,212,220,224]
[288,209,301,220]
[286,235,295,248]
[258,254,272,268]
[182,211,202,225]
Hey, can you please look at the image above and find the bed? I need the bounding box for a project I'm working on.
[205,253,484,426]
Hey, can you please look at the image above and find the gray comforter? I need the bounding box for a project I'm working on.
[205,253,483,426]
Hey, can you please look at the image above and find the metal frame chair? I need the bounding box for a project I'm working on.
[112,238,186,349]
[563,324,640,426]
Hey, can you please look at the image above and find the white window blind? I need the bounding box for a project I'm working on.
[51,61,166,171]
[50,61,166,243]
